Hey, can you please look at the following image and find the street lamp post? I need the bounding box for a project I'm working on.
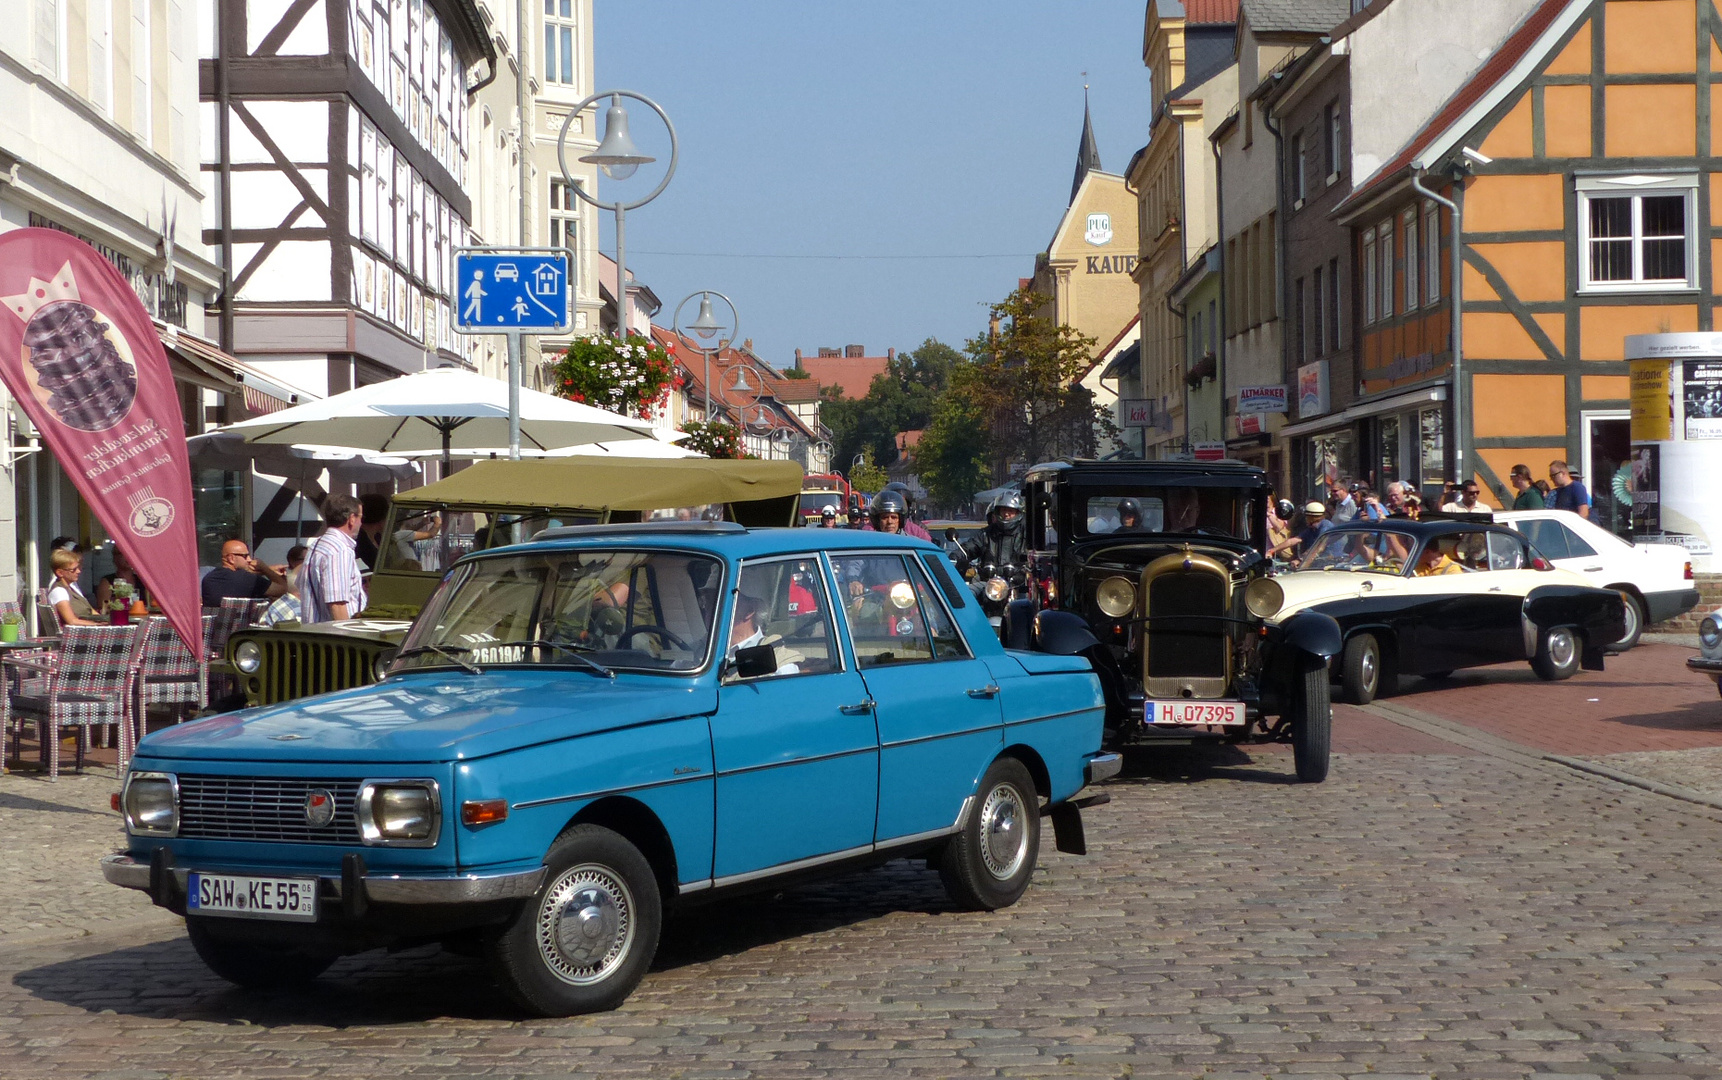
[672,290,738,419]
[556,91,678,335]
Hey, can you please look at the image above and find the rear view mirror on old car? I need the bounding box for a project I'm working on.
[731,644,778,679]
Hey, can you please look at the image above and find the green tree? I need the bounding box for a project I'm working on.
[848,447,890,494]
[916,392,989,513]
[822,338,962,476]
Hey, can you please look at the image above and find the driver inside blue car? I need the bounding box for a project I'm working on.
[726,593,801,676]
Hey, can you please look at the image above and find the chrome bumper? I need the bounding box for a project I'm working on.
[1085,751,1123,785]
[1687,657,1722,676]
[100,853,544,904]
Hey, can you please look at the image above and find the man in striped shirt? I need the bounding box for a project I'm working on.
[301,494,367,622]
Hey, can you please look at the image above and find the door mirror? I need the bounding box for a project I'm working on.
[944,526,958,542]
[731,644,778,679]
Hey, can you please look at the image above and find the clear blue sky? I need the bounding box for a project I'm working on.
[593,1,1153,368]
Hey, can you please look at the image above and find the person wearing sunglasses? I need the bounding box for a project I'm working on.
[200,537,289,608]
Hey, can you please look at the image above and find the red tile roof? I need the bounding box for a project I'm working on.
[653,325,817,439]
[1184,0,1241,25]
[796,355,890,400]
[1338,0,1568,212]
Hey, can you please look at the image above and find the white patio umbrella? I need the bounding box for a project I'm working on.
[218,367,656,472]
[411,427,702,461]
[189,431,422,539]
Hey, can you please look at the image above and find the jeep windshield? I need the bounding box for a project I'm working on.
[1080,488,1259,543]
[1300,529,1416,574]
[373,507,603,574]
[391,548,722,675]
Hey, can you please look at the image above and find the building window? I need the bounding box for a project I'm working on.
[1362,228,1377,324]
[88,0,112,113]
[1294,277,1306,364]
[1423,201,1441,305]
[550,179,579,250]
[1292,133,1306,203]
[35,0,63,79]
[1377,218,1394,320]
[1577,175,1697,292]
[1312,266,1324,357]
[1402,208,1419,312]
[1327,257,1340,350]
[544,0,575,85]
[1327,102,1342,178]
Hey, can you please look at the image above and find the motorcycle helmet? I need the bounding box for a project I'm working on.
[870,490,908,531]
[1276,498,1296,521]
[1117,497,1143,528]
[988,488,1026,532]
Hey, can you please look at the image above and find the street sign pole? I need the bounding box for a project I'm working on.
[452,246,575,467]
[506,332,521,460]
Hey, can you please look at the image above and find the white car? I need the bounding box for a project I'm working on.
[1688,609,1722,694]
[1496,509,1698,650]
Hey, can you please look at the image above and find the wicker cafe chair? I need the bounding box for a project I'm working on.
[203,599,251,704]
[135,616,209,744]
[9,623,146,781]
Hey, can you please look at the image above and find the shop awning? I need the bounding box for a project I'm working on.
[157,326,301,415]
[1275,385,1447,439]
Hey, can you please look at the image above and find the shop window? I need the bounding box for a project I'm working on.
[1418,407,1444,488]
[1378,414,1400,486]
[1577,175,1696,292]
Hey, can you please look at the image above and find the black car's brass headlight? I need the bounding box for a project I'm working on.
[1096,576,1136,619]
[1244,577,1284,619]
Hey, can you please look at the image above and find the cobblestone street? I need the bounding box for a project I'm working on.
[3,644,1722,1078]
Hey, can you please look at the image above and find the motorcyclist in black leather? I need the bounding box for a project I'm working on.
[957,489,1027,572]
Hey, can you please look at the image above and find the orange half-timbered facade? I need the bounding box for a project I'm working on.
[1339,0,1722,534]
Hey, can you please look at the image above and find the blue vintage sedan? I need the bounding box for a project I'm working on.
[103,523,1117,1015]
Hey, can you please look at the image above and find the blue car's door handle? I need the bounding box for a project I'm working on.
[839,700,876,715]
[967,685,1000,698]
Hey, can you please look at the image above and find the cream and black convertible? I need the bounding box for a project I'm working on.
[1275,518,1627,705]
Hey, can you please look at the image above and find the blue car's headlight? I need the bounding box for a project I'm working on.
[357,780,441,846]
[122,772,179,837]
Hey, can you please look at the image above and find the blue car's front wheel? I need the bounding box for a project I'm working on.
[486,824,662,1016]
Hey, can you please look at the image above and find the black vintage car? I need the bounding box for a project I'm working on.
[1013,460,1341,783]
[1277,517,1626,705]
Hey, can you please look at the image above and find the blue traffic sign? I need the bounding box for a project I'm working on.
[453,249,571,332]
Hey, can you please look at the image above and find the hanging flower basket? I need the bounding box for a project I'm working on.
[680,420,743,460]
[551,333,681,421]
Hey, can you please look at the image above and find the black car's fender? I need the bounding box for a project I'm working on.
[1524,584,1624,671]
[1277,610,1344,660]
[1032,609,1100,655]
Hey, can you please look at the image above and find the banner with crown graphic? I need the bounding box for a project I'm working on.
[0,229,200,653]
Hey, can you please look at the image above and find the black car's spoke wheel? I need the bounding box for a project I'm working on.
[1290,660,1331,784]
[1340,633,1383,705]
[486,824,661,1016]
[1610,591,1644,652]
[186,920,336,988]
[939,757,1041,911]
[1531,626,1582,681]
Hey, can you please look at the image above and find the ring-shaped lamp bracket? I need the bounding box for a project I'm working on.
[672,290,739,356]
[556,90,680,212]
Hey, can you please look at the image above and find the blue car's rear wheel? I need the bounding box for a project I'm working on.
[938,757,1041,911]
[486,824,661,1016]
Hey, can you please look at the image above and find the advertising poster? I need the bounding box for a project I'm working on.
[1683,359,1722,439]
[1629,358,1672,442]
[1630,444,1660,535]
[1297,361,1329,419]
[1238,384,1289,414]
[0,229,200,652]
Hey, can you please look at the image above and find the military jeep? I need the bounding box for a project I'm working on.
[225,457,804,707]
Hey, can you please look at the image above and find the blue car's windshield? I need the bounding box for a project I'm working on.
[393,549,723,675]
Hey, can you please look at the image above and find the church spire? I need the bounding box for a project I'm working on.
[1071,79,1101,205]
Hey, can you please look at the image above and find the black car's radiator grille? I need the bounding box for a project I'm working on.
[1146,571,1228,679]
[257,638,378,705]
[177,775,362,844]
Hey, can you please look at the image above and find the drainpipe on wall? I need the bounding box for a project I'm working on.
[1263,97,1287,485]
[1210,128,1226,461]
[1410,169,1464,489]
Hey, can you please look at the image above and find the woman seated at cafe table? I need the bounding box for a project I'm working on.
[94,546,147,613]
[47,547,102,626]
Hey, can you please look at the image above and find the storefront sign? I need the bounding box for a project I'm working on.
[1630,445,1660,534]
[1683,359,1722,439]
[0,229,200,652]
[1192,441,1225,462]
[1120,398,1155,428]
[1297,361,1329,418]
[1238,385,1288,414]
[1084,213,1112,246]
[1630,358,1672,442]
[1085,255,1138,274]
[1236,413,1262,435]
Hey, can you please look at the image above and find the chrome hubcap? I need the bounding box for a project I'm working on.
[979,783,1029,880]
[1548,628,1576,669]
[1618,595,1639,644]
[1360,647,1377,692]
[537,863,633,985]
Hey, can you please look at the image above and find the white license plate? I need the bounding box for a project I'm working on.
[186,872,318,922]
[1144,700,1246,726]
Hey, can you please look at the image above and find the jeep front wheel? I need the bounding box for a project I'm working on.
[485,824,662,1017]
[1290,660,1332,784]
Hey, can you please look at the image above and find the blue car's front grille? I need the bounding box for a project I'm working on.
[177,775,362,844]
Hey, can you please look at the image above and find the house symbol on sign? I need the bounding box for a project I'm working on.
[532,262,562,297]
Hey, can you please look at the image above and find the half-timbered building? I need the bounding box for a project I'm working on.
[1335,0,1717,533]
[201,0,497,405]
